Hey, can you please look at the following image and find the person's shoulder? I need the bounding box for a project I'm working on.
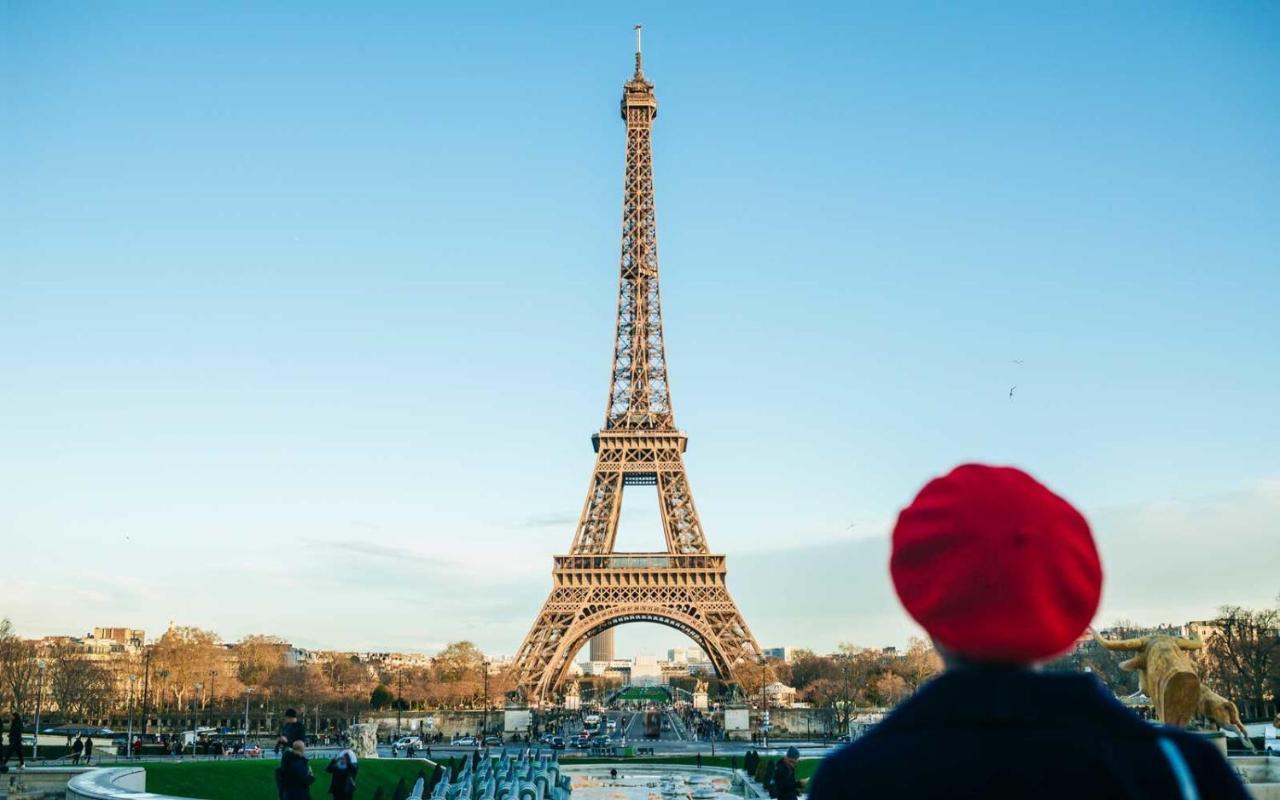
[808,732,910,798]
[1158,728,1250,797]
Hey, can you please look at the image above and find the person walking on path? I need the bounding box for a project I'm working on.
[2,712,23,770]
[277,741,314,800]
[71,735,84,765]
[807,463,1249,800]
[83,735,94,765]
[278,709,306,758]
[773,748,800,800]
[325,747,358,800]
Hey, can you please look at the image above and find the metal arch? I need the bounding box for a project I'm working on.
[539,607,737,701]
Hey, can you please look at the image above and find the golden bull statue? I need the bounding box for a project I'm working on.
[1093,631,1253,748]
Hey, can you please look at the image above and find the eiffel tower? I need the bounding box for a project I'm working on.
[513,28,761,705]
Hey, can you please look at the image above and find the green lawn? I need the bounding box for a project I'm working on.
[146,758,437,800]
[614,686,671,702]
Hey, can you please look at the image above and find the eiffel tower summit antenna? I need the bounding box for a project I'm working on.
[512,29,761,706]
[634,24,643,77]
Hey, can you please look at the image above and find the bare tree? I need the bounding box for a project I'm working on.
[1203,605,1280,720]
[0,619,39,715]
[151,626,221,710]
[235,635,289,688]
[48,642,113,720]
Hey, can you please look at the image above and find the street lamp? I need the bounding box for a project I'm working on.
[244,688,255,752]
[194,682,203,753]
[396,672,403,738]
[127,675,138,759]
[482,660,490,739]
[34,660,46,760]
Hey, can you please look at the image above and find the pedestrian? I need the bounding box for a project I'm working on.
[83,734,94,765]
[2,712,23,770]
[278,709,306,759]
[277,740,314,800]
[807,463,1250,800]
[325,747,358,800]
[72,735,84,765]
[773,748,800,800]
[695,752,702,768]
[132,737,142,758]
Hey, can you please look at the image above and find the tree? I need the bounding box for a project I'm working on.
[235,635,289,688]
[370,684,394,709]
[895,638,942,691]
[150,626,221,710]
[434,642,484,682]
[872,672,909,706]
[0,619,39,716]
[1202,605,1280,720]
[791,653,839,691]
[48,642,114,720]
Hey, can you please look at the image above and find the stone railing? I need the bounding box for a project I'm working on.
[64,768,179,800]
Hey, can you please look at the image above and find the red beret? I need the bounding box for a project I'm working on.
[890,464,1102,663]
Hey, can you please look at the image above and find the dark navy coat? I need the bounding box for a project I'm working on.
[808,669,1248,799]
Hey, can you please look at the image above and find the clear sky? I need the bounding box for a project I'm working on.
[3,2,1278,660]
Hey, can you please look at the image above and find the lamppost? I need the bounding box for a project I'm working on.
[759,662,770,752]
[396,671,403,738]
[244,687,255,750]
[193,682,203,754]
[127,675,138,759]
[482,660,490,738]
[140,649,153,735]
[34,659,46,760]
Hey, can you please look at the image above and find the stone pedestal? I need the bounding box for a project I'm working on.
[693,691,708,711]
[348,723,379,759]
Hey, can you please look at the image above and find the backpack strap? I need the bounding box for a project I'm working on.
[1158,737,1200,800]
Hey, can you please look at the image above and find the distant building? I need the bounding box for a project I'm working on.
[764,681,797,706]
[763,646,796,663]
[92,627,145,648]
[668,647,687,664]
[590,630,616,661]
[630,655,662,686]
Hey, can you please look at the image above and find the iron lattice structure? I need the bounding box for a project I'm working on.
[513,32,761,705]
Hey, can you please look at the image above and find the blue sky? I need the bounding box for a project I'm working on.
[2,2,1278,658]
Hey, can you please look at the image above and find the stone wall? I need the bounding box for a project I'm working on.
[366,710,503,739]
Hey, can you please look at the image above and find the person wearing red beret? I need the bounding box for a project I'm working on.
[807,464,1247,800]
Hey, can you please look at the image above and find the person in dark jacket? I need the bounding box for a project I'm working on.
[3,712,23,769]
[325,748,358,800]
[83,734,94,764]
[772,748,800,800]
[807,464,1249,800]
[71,736,84,765]
[277,741,314,800]
[279,709,307,757]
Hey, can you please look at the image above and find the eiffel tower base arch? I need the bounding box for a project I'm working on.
[514,554,760,705]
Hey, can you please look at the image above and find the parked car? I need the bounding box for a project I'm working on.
[392,736,423,752]
[589,736,610,749]
[549,737,566,750]
[482,736,502,746]
[452,735,478,746]
[241,744,263,758]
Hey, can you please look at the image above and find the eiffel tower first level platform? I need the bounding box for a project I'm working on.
[511,29,761,705]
